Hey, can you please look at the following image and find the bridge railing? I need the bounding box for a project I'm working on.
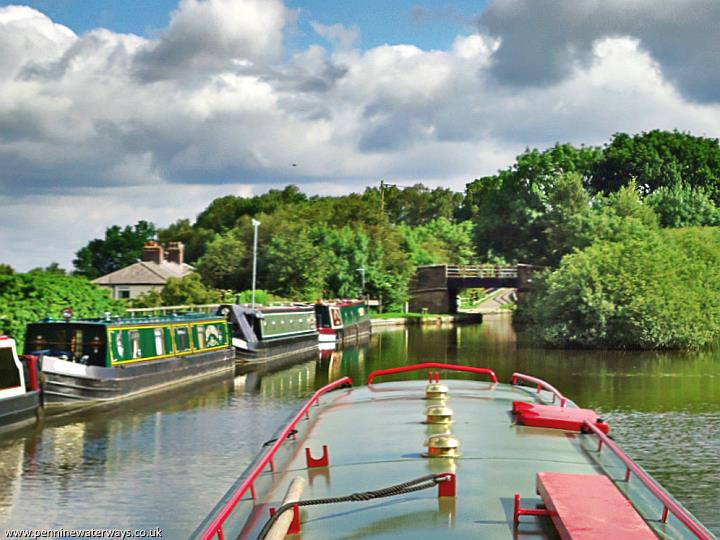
[446,265,518,279]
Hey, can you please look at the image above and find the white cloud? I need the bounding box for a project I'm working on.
[1,1,720,270]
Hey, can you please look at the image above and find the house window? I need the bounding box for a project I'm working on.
[117,287,131,299]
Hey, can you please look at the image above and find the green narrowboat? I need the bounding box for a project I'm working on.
[315,300,371,347]
[25,313,233,409]
[218,304,319,365]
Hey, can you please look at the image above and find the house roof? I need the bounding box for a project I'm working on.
[92,261,194,286]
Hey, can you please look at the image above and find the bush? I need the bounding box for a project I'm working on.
[0,270,123,352]
[522,227,720,349]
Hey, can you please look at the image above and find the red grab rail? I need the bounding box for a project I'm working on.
[511,372,567,407]
[199,376,353,540]
[367,363,498,385]
[582,421,714,540]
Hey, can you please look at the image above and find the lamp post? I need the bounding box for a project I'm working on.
[357,266,365,298]
[251,219,261,307]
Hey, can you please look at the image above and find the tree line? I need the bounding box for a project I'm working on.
[4,129,720,350]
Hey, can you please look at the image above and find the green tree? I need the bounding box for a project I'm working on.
[591,130,720,200]
[467,143,602,264]
[0,270,123,352]
[73,220,157,279]
[157,219,214,263]
[400,218,475,266]
[130,274,229,308]
[645,183,720,228]
[195,232,249,291]
[522,227,720,350]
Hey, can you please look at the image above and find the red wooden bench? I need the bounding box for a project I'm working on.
[514,472,657,539]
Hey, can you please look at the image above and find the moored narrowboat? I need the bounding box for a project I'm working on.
[218,304,319,365]
[25,313,233,410]
[314,299,370,347]
[0,336,41,431]
[193,363,715,540]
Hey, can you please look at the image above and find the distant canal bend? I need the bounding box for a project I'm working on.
[1,315,718,536]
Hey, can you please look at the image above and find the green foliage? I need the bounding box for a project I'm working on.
[521,227,720,349]
[195,232,249,290]
[73,220,156,278]
[645,184,720,228]
[467,143,602,264]
[130,274,230,308]
[235,289,286,305]
[157,219,214,263]
[591,130,720,200]
[365,183,464,225]
[0,270,123,352]
[400,218,475,266]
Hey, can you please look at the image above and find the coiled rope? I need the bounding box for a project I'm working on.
[257,473,450,539]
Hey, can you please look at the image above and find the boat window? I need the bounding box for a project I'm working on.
[175,327,190,352]
[154,328,165,355]
[71,329,83,359]
[0,347,21,390]
[130,330,142,359]
[195,325,205,349]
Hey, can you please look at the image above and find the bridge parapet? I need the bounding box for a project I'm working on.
[409,263,541,314]
[446,265,518,279]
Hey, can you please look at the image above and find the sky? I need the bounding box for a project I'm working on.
[1,0,720,271]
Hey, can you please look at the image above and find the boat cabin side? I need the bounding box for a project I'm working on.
[0,336,28,399]
[25,316,230,367]
[315,301,369,330]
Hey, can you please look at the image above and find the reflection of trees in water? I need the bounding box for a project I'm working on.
[0,441,24,520]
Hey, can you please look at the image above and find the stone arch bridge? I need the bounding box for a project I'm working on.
[408,264,540,314]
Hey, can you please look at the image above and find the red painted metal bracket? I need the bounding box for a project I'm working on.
[269,504,301,534]
[582,421,715,540]
[198,376,352,540]
[513,493,553,525]
[305,445,330,468]
[511,372,568,407]
[437,473,456,497]
[367,363,498,384]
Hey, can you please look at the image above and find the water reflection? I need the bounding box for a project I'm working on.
[0,317,717,536]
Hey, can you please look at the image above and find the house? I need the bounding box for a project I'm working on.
[92,241,193,300]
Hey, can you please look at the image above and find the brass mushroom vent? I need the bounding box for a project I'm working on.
[424,433,461,458]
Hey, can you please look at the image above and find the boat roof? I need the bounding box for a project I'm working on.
[196,370,709,540]
[29,312,226,327]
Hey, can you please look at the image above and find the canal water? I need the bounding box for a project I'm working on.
[1,315,718,536]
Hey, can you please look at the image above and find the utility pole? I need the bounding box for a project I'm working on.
[251,218,261,307]
[380,180,385,214]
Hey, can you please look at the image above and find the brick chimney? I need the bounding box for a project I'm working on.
[165,241,185,265]
[142,241,164,264]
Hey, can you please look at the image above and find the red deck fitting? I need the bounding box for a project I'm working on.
[513,402,609,433]
[437,473,456,497]
[536,472,657,539]
[305,445,330,468]
[269,504,301,534]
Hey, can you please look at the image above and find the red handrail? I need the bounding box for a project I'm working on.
[367,363,498,385]
[511,372,567,407]
[582,421,714,540]
[199,376,353,540]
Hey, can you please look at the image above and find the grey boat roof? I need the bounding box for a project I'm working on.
[197,379,708,540]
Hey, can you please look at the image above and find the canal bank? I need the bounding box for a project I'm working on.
[371,312,484,327]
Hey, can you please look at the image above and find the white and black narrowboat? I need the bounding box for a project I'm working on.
[25,312,233,410]
[315,300,371,347]
[218,304,319,365]
[0,336,41,431]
